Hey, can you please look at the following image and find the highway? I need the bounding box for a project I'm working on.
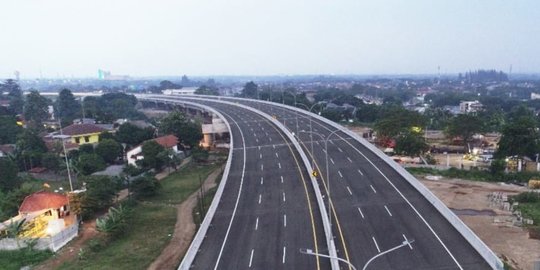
[161,95,495,270]
[147,99,330,269]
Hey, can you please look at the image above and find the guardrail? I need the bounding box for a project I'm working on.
[143,96,340,270]
[138,98,235,270]
[197,95,504,270]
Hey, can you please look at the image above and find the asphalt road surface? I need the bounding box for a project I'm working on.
[150,99,330,270]
[165,96,493,270]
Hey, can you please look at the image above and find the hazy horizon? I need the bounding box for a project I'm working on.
[2,0,539,79]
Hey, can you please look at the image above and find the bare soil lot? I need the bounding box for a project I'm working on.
[419,176,540,270]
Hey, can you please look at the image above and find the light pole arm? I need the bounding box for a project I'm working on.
[362,240,413,270]
[300,249,357,270]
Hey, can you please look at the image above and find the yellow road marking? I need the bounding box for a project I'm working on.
[298,139,352,270]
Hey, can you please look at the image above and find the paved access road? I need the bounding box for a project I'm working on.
[148,99,329,269]
[168,96,493,270]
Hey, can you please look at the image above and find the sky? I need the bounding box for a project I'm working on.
[1,0,539,78]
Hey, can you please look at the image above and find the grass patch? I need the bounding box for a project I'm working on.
[193,187,217,228]
[0,247,53,270]
[517,202,540,225]
[55,162,222,270]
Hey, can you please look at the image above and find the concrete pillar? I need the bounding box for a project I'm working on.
[203,133,213,148]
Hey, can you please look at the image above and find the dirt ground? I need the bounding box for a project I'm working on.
[147,165,223,270]
[419,176,540,270]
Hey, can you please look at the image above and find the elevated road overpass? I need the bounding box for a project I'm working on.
[140,95,502,270]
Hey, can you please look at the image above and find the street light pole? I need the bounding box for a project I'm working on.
[300,248,357,270]
[295,102,323,170]
[299,129,341,252]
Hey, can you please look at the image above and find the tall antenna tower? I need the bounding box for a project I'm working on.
[437,66,441,85]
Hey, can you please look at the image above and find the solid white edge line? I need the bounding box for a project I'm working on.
[210,110,248,270]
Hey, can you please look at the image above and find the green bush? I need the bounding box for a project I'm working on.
[96,204,133,239]
[131,176,160,199]
[0,247,53,270]
[510,192,540,204]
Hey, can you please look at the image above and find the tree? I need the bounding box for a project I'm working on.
[23,91,50,129]
[95,139,122,164]
[394,131,429,157]
[0,115,22,144]
[41,153,60,173]
[241,81,258,99]
[55,89,81,124]
[496,113,540,159]
[159,111,202,149]
[78,144,94,154]
[131,175,160,198]
[374,108,426,139]
[445,114,484,150]
[96,204,132,238]
[15,129,47,170]
[159,80,181,90]
[2,79,24,114]
[0,158,20,192]
[115,123,154,147]
[195,85,219,96]
[80,175,118,219]
[140,141,165,170]
[77,154,106,175]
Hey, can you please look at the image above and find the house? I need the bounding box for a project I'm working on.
[1,191,74,239]
[126,135,182,166]
[459,100,483,114]
[59,123,106,145]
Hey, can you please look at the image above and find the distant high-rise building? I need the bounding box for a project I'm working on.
[14,70,20,81]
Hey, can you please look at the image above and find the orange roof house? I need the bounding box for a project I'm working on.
[19,191,69,214]
[153,134,179,148]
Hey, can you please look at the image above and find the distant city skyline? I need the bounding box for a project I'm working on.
[1,0,539,79]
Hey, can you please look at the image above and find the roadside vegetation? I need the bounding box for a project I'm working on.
[56,162,222,270]
[509,192,540,238]
[0,247,53,270]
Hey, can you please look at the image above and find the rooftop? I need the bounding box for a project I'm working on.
[19,190,69,213]
[60,123,106,136]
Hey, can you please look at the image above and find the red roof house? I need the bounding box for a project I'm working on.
[19,191,69,214]
[153,135,179,148]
